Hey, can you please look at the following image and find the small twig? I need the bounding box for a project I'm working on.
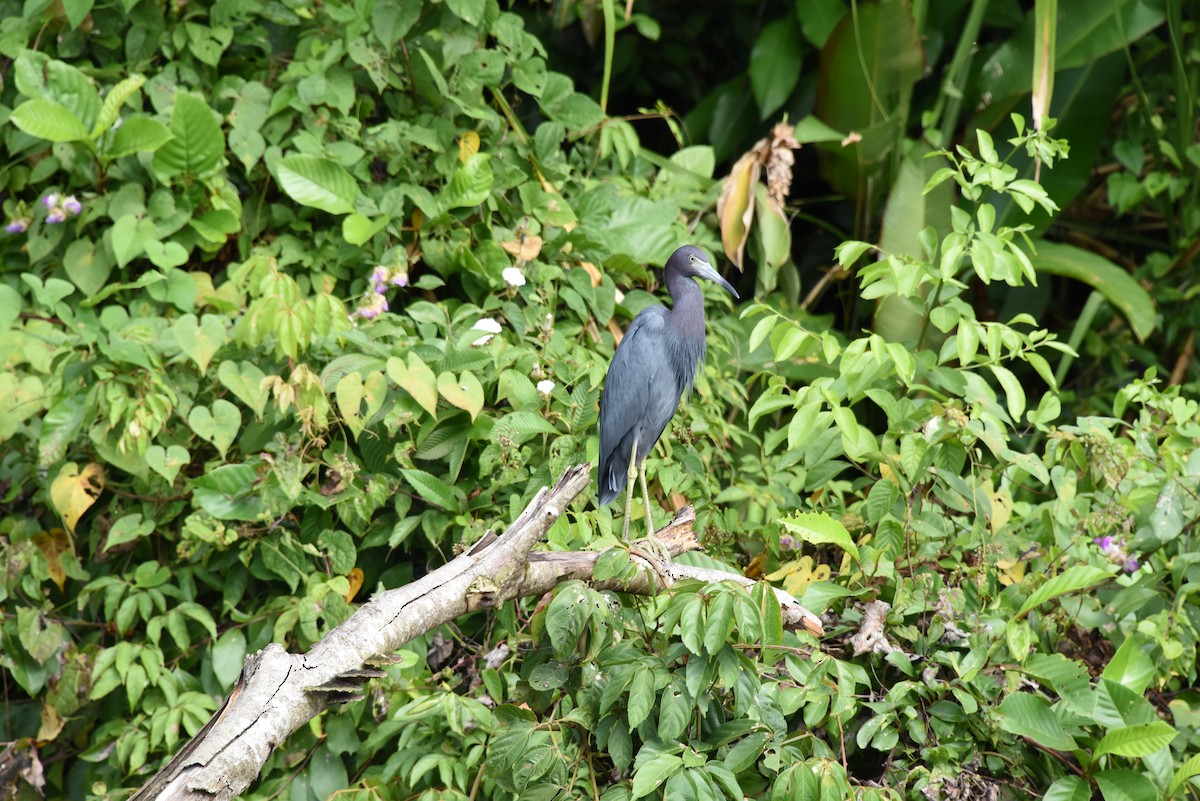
[1169,330,1195,386]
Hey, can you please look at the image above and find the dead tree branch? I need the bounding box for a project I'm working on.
[134,464,823,801]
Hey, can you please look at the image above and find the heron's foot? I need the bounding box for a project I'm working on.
[629,533,673,572]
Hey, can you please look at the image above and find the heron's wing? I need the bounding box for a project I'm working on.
[598,308,681,504]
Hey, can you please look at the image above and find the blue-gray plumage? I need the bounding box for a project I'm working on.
[597,245,739,538]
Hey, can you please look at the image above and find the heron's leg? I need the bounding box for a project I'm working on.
[622,437,638,541]
[639,460,654,541]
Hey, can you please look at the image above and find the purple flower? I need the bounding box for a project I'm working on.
[358,306,380,319]
[391,271,408,288]
[46,209,67,224]
[1093,536,1116,553]
[371,265,390,294]
[779,534,796,551]
[5,218,29,234]
[63,195,82,215]
[42,193,59,210]
[1122,556,1139,573]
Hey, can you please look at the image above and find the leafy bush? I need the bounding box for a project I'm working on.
[2,0,1199,800]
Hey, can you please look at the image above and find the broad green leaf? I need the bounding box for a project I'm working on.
[779,512,859,561]
[217,361,269,419]
[106,514,154,549]
[276,155,358,215]
[173,314,227,375]
[211,628,246,689]
[749,16,803,118]
[106,117,174,159]
[437,371,485,421]
[10,99,89,142]
[188,400,241,457]
[145,445,189,484]
[1094,721,1177,759]
[630,754,683,800]
[1017,565,1112,617]
[1043,776,1090,801]
[388,355,439,417]
[545,582,589,659]
[626,669,655,729]
[445,0,484,25]
[1032,243,1155,342]
[1094,769,1159,801]
[342,214,388,245]
[63,238,113,297]
[62,0,94,29]
[400,468,460,512]
[154,92,224,177]
[1169,752,1200,796]
[995,692,1076,751]
[441,153,493,210]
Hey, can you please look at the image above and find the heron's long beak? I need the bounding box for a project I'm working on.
[696,261,740,300]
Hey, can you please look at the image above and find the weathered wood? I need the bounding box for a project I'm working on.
[133,466,823,801]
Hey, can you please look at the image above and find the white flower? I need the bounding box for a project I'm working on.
[471,317,502,346]
[502,266,527,287]
[536,379,555,397]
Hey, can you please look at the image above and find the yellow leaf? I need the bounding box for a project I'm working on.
[459,131,480,164]
[49,463,105,536]
[345,567,364,602]
[997,557,1026,587]
[39,703,66,742]
[716,152,760,270]
[34,528,74,590]
[777,555,832,597]
[500,234,543,262]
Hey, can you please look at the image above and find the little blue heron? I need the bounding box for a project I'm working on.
[597,244,739,541]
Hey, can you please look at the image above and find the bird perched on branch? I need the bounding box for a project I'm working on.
[597,244,739,541]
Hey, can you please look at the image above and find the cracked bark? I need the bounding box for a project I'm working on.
[133,464,823,801]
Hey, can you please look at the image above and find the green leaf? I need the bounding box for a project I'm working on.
[1032,243,1155,342]
[1017,565,1112,617]
[1043,776,1090,801]
[342,213,388,245]
[400,468,460,512]
[780,512,859,560]
[626,669,655,729]
[61,0,94,29]
[106,117,174,159]
[63,238,113,297]
[92,74,146,138]
[1169,752,1200,796]
[1094,721,1177,758]
[217,361,269,419]
[441,153,493,210]
[188,400,241,458]
[153,92,224,177]
[989,364,1026,422]
[10,99,89,142]
[437,371,485,421]
[173,314,227,375]
[445,0,484,25]
[106,513,154,549]
[388,354,439,417]
[995,692,1077,751]
[630,754,683,800]
[749,16,803,118]
[211,628,246,689]
[703,593,735,655]
[145,445,189,484]
[545,582,589,660]
[276,155,359,215]
[1094,769,1160,801]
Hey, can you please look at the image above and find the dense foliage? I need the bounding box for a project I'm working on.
[2,0,1199,799]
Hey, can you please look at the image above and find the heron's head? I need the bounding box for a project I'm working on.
[668,245,740,299]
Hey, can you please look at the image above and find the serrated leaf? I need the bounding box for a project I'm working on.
[106,117,174,159]
[276,154,358,215]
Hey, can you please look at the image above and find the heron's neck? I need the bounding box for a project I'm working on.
[665,269,705,334]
